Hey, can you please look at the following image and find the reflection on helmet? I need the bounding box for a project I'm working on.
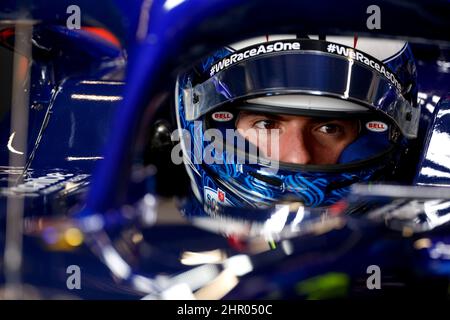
[175,35,419,209]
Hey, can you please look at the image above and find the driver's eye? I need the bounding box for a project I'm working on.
[253,119,278,130]
[316,123,343,135]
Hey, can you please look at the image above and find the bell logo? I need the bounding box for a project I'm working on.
[212,111,233,122]
[217,188,225,202]
[366,121,388,132]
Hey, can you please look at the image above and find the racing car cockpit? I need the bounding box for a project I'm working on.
[71,0,450,299]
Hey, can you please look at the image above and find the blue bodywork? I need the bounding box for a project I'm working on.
[0,0,450,299]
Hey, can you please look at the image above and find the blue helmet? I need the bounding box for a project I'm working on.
[174,35,419,210]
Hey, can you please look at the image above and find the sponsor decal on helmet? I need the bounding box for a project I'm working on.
[212,111,233,122]
[210,41,301,76]
[366,121,388,132]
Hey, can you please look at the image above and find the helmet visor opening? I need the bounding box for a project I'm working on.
[204,103,399,171]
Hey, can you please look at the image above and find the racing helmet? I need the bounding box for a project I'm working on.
[174,35,419,209]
